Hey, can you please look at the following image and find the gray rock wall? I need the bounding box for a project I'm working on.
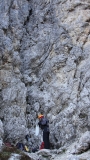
[0,120,4,150]
[0,0,29,141]
[0,0,90,149]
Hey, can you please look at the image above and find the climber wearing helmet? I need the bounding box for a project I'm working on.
[38,114,50,149]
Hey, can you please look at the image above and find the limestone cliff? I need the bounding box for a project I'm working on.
[0,0,90,156]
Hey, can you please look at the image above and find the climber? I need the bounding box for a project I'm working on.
[38,114,50,149]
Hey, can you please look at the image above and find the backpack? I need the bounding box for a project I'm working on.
[16,142,24,150]
[24,145,29,152]
[40,142,44,149]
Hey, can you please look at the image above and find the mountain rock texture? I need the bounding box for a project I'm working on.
[0,0,90,159]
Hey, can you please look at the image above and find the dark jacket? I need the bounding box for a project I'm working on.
[38,117,49,132]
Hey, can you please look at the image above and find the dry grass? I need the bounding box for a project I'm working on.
[0,147,20,160]
[0,147,31,160]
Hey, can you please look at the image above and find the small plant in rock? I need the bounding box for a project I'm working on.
[0,146,21,160]
[0,151,11,160]
[0,146,32,160]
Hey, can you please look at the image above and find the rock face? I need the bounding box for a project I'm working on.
[0,0,28,141]
[0,120,4,150]
[0,0,90,154]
